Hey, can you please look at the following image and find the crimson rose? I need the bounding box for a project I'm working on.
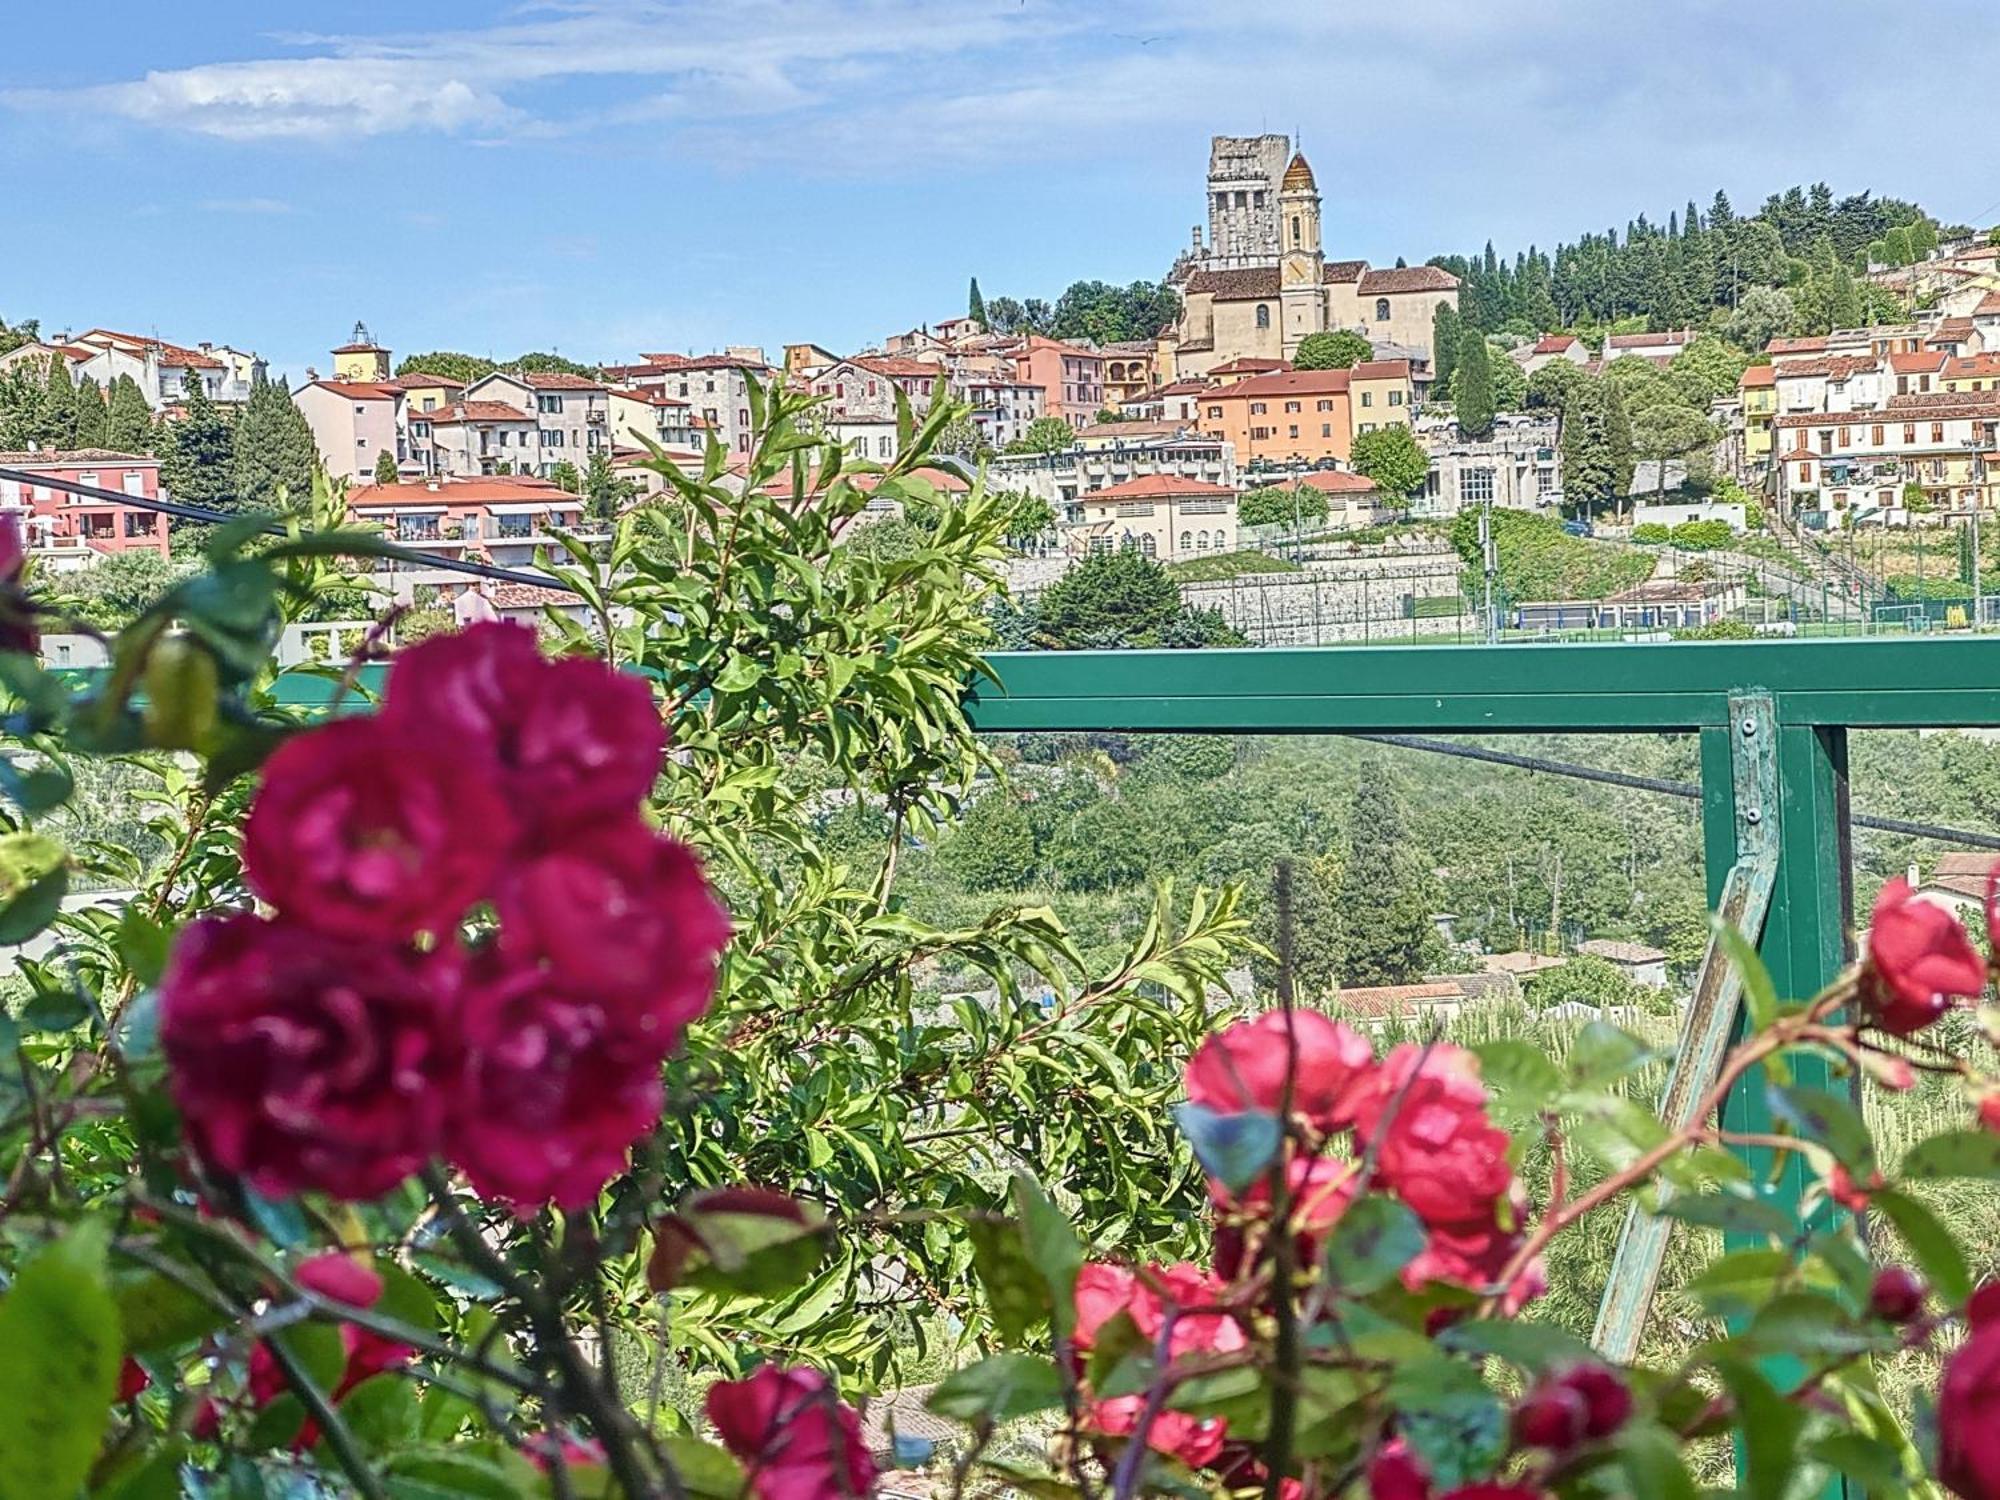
[705,1366,875,1500]
[1348,1043,1513,1230]
[244,716,512,942]
[1184,1009,1373,1132]
[1861,877,1987,1035]
[159,915,460,1200]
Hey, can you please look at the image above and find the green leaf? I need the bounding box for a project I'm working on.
[1685,1247,1796,1318]
[1657,1189,1799,1241]
[1012,1175,1083,1342]
[1087,1310,1153,1399]
[1568,1021,1654,1086]
[1807,1431,1908,1491]
[114,1268,229,1353]
[1765,1083,1874,1172]
[1322,1194,1426,1296]
[968,1217,1050,1344]
[382,1445,538,1500]
[1385,1356,1507,1489]
[244,1394,307,1454]
[1900,1129,2000,1181]
[1744,1291,1879,1357]
[647,1188,830,1300]
[1167,1365,1268,1438]
[0,757,73,815]
[1437,1318,1597,1373]
[0,831,67,945]
[91,1439,187,1500]
[1170,1104,1280,1195]
[273,1321,349,1393]
[1469,1039,1563,1114]
[113,908,173,990]
[336,1374,421,1455]
[926,1353,1066,1425]
[1715,1360,1804,1500]
[711,654,762,695]
[1870,1189,1972,1305]
[0,1224,122,1500]
[658,1436,746,1500]
[1616,1422,1698,1500]
[1712,917,1778,1031]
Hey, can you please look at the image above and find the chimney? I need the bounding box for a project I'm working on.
[199,341,212,352]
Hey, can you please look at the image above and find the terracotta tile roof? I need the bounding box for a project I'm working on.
[78,328,226,370]
[1154,378,1209,396]
[1532,334,1580,355]
[0,448,156,466]
[1576,938,1667,964]
[1738,364,1776,388]
[1330,981,1466,1018]
[1975,292,2000,316]
[379,372,465,392]
[1773,355,1878,381]
[1324,259,1367,283]
[1606,329,1696,350]
[1184,267,1279,300]
[1207,368,1352,399]
[1081,473,1236,501]
[1357,265,1459,294]
[308,379,399,400]
[1927,317,1978,345]
[1767,336,1829,355]
[1281,151,1316,191]
[1291,471,1379,494]
[634,353,771,373]
[1209,357,1288,376]
[350,478,561,506]
[515,372,605,390]
[1891,351,1948,374]
[1480,950,1569,976]
[422,401,534,425]
[1077,419,1193,440]
[852,355,945,379]
[610,386,691,408]
[1348,359,1413,381]
[487,583,578,608]
[1945,354,2000,380]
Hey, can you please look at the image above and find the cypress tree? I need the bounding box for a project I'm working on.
[1603,376,1635,501]
[106,374,152,453]
[72,376,108,449]
[231,371,316,507]
[1453,327,1494,439]
[1334,761,1441,987]
[161,370,235,508]
[374,449,400,484]
[968,277,987,330]
[1431,302,1461,389]
[37,354,77,449]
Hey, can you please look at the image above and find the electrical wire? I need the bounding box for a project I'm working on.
[9,468,2000,851]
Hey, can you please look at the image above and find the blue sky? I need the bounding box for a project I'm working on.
[6,1,1999,383]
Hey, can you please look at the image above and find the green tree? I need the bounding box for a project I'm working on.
[395,351,497,384]
[1431,302,1462,388]
[1048,280,1180,343]
[549,459,582,494]
[583,450,628,533]
[1005,416,1077,455]
[941,789,1036,890]
[934,413,988,461]
[1453,327,1494,438]
[1035,546,1183,646]
[1723,286,1794,351]
[1668,335,1752,407]
[105,374,152,453]
[71,375,108,449]
[507,351,599,377]
[1630,403,1717,501]
[1524,953,1644,1011]
[1487,346,1528,411]
[1294,330,1372,370]
[1349,425,1430,502]
[1525,359,1588,414]
[1558,376,1621,513]
[1239,485,1328,529]
[968,277,987,330]
[160,369,235,509]
[230,372,317,508]
[0,313,37,356]
[373,449,400,485]
[38,353,77,449]
[1333,761,1442,986]
[1001,490,1056,546]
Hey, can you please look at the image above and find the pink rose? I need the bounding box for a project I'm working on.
[1862,878,1987,1035]
[294,1252,383,1309]
[1073,1262,1138,1349]
[1185,1010,1373,1132]
[1211,1153,1359,1279]
[496,817,729,1018]
[1086,1394,1227,1468]
[244,716,512,942]
[1938,1321,2000,1499]
[706,1366,875,1500]
[160,915,459,1200]
[1349,1044,1513,1230]
[446,954,671,1209]
[384,622,665,838]
[1072,1260,1243,1360]
[1368,1440,1431,1500]
[245,1258,411,1450]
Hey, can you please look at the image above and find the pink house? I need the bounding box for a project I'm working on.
[295,379,407,484]
[0,448,170,561]
[1010,336,1106,431]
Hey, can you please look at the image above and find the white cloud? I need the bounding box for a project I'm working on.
[197,196,298,215]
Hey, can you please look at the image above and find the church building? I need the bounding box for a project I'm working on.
[1164,140,1459,381]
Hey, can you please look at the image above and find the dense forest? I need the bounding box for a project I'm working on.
[1432,182,1962,337]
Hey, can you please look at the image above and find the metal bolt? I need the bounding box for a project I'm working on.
[1745,809,1763,825]
[1740,717,1758,737]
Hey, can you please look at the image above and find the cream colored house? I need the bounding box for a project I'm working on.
[1066,474,1238,562]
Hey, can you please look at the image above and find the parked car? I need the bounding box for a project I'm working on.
[1561,518,1594,538]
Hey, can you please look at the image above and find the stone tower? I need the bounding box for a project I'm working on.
[1278,153,1326,355]
[1205,134,1290,270]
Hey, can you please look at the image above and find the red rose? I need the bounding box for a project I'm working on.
[1403,1217,1537,1312]
[1550,1363,1631,1440]
[496,817,729,1018]
[1073,1262,1138,1349]
[160,915,459,1200]
[705,1366,875,1500]
[1939,1320,2000,1499]
[118,1358,150,1402]
[245,1259,411,1450]
[1349,1044,1513,1229]
[1185,1010,1373,1132]
[1368,1439,1431,1500]
[1862,878,1987,1035]
[384,623,665,838]
[1086,1394,1227,1468]
[1211,1154,1360,1280]
[244,716,513,943]
[1829,1164,1883,1212]
[1071,1260,1244,1360]
[1971,1283,2000,1329]
[295,1252,383,1309]
[446,954,670,1209]
[1982,1093,2000,1134]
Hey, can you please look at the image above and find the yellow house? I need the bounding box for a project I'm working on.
[384,373,465,415]
[331,324,391,383]
[1944,354,2000,394]
[1739,364,1777,464]
[1347,360,1416,442]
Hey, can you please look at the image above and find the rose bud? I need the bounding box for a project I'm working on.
[1557,1363,1633,1440]
[1870,1267,1927,1324]
[1512,1382,1589,1450]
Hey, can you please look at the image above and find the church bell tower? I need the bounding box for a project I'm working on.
[1278,152,1326,355]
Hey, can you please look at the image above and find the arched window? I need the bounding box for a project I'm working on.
[1179,531,1192,552]
[1375,298,1391,322]
[1256,304,1271,329]
[1197,531,1210,551]
[1140,533,1156,558]
[1291,215,1301,246]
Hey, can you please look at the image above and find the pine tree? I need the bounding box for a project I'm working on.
[1603,376,1635,501]
[373,449,399,485]
[105,375,152,453]
[161,370,235,508]
[1453,328,1494,439]
[71,376,108,449]
[231,372,316,508]
[583,450,625,533]
[1431,302,1461,389]
[968,277,987,330]
[1334,762,1441,987]
[38,354,77,449]
[1559,378,1616,512]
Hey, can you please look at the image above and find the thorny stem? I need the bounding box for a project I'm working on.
[1110,1309,1183,1500]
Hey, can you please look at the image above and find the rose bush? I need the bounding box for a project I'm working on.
[7,392,2000,1500]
